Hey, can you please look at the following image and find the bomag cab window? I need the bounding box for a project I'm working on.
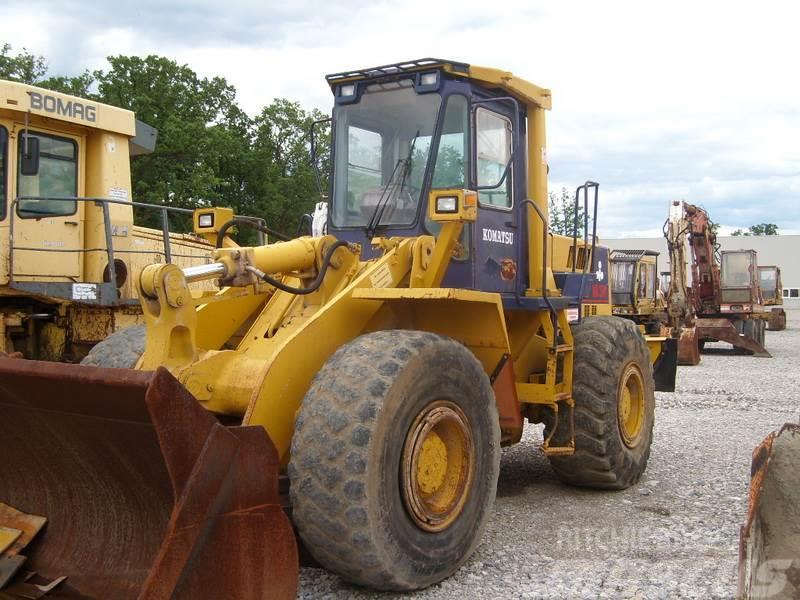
[332,81,441,229]
[0,126,7,220]
[475,108,512,209]
[17,132,77,218]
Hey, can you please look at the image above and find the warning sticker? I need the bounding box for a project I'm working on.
[108,187,129,201]
[369,263,393,289]
[72,283,98,301]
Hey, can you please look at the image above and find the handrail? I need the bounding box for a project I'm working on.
[571,182,599,322]
[8,196,266,286]
[520,198,557,350]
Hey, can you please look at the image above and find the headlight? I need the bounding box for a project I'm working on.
[198,213,214,228]
[420,72,438,86]
[436,196,458,213]
[339,83,356,98]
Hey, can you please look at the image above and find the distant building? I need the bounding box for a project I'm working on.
[604,234,799,308]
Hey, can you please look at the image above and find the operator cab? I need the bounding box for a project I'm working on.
[609,249,659,315]
[325,59,526,294]
[719,250,762,308]
[758,265,781,304]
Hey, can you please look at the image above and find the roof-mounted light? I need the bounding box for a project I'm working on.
[415,71,441,93]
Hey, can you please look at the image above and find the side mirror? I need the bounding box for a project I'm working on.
[20,134,40,176]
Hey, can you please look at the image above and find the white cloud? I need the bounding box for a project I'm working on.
[3,0,798,234]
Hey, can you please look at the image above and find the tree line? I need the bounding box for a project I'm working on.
[1,43,328,239]
[1,43,781,239]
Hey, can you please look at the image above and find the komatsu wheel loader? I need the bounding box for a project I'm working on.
[0,80,263,362]
[0,59,676,598]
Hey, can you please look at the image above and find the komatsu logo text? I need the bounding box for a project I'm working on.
[30,92,97,123]
[482,228,514,245]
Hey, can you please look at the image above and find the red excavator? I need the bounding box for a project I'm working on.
[665,201,770,360]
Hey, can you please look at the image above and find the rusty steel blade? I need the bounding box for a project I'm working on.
[0,359,298,599]
[695,318,771,358]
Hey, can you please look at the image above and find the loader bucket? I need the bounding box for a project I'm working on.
[0,358,298,599]
[738,423,800,599]
[676,326,700,366]
[695,318,771,358]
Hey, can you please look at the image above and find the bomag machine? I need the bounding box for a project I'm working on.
[610,249,666,335]
[0,59,676,599]
[0,79,261,362]
[758,265,787,331]
[667,200,770,359]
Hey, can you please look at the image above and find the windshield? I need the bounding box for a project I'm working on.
[759,267,777,294]
[611,261,634,293]
[720,252,753,287]
[332,81,441,228]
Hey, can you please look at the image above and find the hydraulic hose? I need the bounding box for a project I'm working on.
[246,240,350,296]
[216,218,291,248]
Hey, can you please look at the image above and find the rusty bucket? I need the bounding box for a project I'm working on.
[0,358,298,599]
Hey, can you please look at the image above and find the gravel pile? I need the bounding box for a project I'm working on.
[298,310,799,599]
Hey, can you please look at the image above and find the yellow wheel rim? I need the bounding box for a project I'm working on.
[401,400,474,532]
[618,362,646,448]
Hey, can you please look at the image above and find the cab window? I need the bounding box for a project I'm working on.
[0,127,7,220]
[475,108,512,209]
[424,95,470,259]
[17,132,77,218]
[346,126,383,213]
[432,95,468,189]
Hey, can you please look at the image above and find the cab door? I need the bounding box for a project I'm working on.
[11,128,83,280]
[472,106,518,293]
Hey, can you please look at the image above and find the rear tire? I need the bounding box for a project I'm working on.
[544,316,655,489]
[80,325,145,368]
[289,330,500,591]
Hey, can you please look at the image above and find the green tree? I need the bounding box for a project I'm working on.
[731,223,778,236]
[0,43,46,83]
[548,187,587,236]
[93,55,242,228]
[250,99,330,234]
[38,71,95,96]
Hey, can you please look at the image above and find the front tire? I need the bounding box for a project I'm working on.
[544,316,655,489]
[289,330,500,591]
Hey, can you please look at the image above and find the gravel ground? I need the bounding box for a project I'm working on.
[298,310,800,599]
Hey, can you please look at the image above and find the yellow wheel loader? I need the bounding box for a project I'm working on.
[0,80,264,362]
[758,265,787,331]
[610,249,667,334]
[0,59,676,598]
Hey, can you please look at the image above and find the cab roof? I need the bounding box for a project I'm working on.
[0,79,136,137]
[325,58,552,110]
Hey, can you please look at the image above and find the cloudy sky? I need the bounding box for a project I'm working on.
[3,0,798,237]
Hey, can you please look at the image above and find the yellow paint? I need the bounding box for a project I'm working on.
[617,362,645,447]
[0,80,136,135]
